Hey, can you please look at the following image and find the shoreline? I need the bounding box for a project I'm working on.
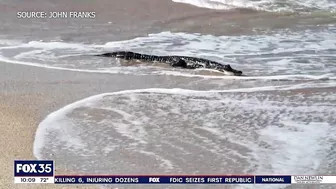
[1,61,335,189]
[0,62,109,189]
[0,61,216,188]
[0,96,99,189]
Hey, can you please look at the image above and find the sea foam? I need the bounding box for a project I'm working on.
[34,87,336,186]
[172,0,336,12]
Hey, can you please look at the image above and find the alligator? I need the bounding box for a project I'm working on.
[95,51,243,76]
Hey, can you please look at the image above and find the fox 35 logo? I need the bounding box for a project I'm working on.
[14,160,54,177]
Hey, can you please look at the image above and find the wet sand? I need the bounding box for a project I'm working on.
[0,61,223,189]
[2,64,335,189]
[0,63,103,189]
[0,62,177,188]
[0,93,104,189]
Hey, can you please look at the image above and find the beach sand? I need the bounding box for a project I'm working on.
[0,95,97,189]
[0,62,105,189]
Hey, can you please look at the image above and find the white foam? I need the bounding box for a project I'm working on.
[172,0,336,12]
[0,39,23,46]
[173,0,271,11]
[25,41,91,50]
[0,54,144,75]
[256,121,332,173]
[34,88,336,181]
[34,94,105,160]
[138,150,175,170]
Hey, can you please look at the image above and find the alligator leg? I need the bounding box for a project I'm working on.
[170,59,187,68]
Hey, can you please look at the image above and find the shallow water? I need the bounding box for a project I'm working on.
[34,88,336,189]
[1,27,336,80]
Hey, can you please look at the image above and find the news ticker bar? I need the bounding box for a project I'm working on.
[15,175,336,184]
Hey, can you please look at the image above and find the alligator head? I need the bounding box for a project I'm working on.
[220,64,243,76]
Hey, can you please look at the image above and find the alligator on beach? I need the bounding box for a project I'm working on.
[95,51,243,76]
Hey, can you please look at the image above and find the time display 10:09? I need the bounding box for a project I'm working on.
[20,177,36,182]
[20,177,50,183]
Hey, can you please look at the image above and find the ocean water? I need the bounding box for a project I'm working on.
[1,0,336,188]
[1,28,336,80]
[172,0,336,12]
